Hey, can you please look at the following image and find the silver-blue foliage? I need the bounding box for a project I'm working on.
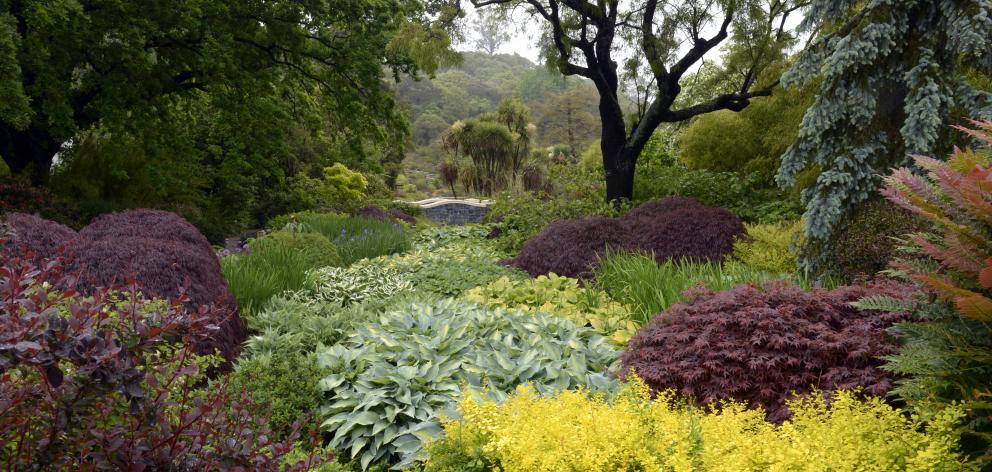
[778,0,992,273]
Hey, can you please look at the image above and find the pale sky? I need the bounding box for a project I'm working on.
[456,4,808,68]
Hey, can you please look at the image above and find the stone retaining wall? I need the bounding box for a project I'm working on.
[408,198,492,225]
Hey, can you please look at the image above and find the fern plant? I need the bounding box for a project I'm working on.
[872,120,992,462]
[881,120,992,321]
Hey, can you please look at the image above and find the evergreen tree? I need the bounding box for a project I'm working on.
[775,0,992,274]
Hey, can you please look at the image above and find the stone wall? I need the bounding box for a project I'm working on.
[410,198,492,224]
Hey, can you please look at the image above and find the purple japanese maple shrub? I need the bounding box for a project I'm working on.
[620,279,918,422]
[79,208,213,248]
[621,196,705,221]
[622,205,746,264]
[507,216,628,278]
[0,255,332,470]
[0,212,77,263]
[65,236,246,364]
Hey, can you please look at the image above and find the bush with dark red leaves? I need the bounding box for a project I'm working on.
[620,280,918,422]
[508,216,628,278]
[621,196,704,221]
[1,209,247,365]
[0,256,332,470]
[507,197,745,278]
[0,178,82,227]
[79,208,214,248]
[622,205,745,264]
[388,208,417,225]
[1,212,77,262]
[66,238,246,363]
[352,205,392,221]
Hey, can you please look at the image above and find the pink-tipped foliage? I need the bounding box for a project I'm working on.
[388,208,417,225]
[352,205,392,221]
[508,197,745,278]
[508,216,628,278]
[620,280,918,422]
[1,212,77,262]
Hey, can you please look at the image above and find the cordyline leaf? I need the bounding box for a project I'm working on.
[955,294,992,322]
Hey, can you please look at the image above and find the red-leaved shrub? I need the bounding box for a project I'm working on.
[66,237,246,363]
[79,208,213,248]
[1,212,77,262]
[507,216,628,278]
[622,206,745,264]
[508,197,745,278]
[0,255,332,470]
[0,210,244,364]
[621,196,704,221]
[620,280,918,422]
[388,208,417,225]
[352,205,392,221]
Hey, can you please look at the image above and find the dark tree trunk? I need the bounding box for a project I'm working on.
[0,123,60,185]
[601,127,636,203]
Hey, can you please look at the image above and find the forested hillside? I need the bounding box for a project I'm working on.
[394,52,600,196]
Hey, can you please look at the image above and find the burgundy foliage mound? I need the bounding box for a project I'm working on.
[352,205,391,221]
[66,209,245,363]
[508,216,628,278]
[620,280,917,422]
[508,197,745,278]
[79,208,213,247]
[1,212,77,262]
[622,206,745,264]
[388,208,417,225]
[0,257,332,470]
[621,196,704,220]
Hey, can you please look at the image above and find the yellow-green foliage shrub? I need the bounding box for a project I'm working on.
[465,274,637,346]
[425,378,975,472]
[732,220,802,276]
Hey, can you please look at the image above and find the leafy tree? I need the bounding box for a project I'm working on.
[443,98,535,194]
[679,77,815,184]
[472,9,511,54]
[0,0,454,185]
[775,0,992,273]
[463,0,807,202]
[537,84,600,156]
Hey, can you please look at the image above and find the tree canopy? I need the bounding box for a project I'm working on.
[0,0,456,184]
[462,0,808,202]
[775,0,992,273]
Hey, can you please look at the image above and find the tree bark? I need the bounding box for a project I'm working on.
[0,123,60,185]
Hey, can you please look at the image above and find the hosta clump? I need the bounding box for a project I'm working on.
[294,264,412,306]
[621,280,918,422]
[370,243,523,297]
[317,299,618,469]
[466,274,637,345]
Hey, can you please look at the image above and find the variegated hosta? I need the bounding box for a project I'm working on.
[465,274,638,346]
[292,264,412,306]
[316,299,618,470]
[882,120,992,321]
